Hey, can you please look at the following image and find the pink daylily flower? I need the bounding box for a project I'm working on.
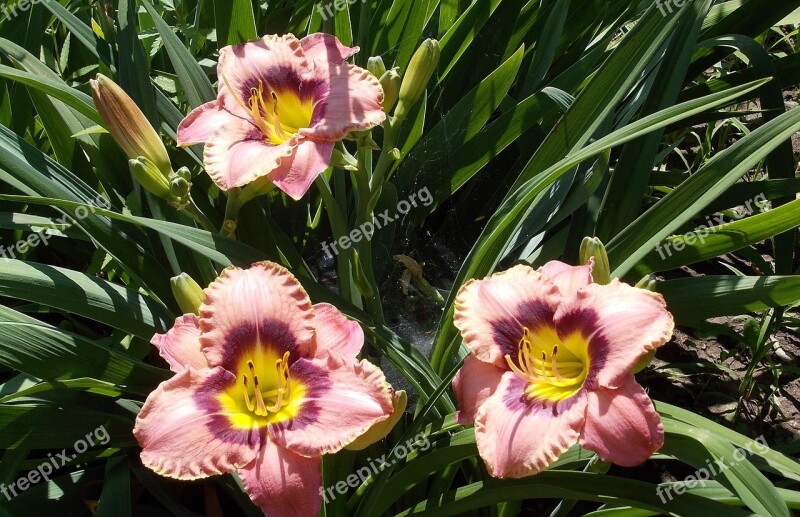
[452,261,674,478]
[177,33,385,200]
[134,262,394,517]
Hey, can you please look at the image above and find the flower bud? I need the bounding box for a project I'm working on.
[346,390,407,450]
[352,250,375,298]
[367,56,387,78]
[395,39,440,120]
[579,237,611,285]
[380,69,401,114]
[129,157,173,200]
[330,147,359,171]
[170,273,205,315]
[176,166,192,182]
[91,74,172,176]
[170,176,191,200]
[635,274,658,291]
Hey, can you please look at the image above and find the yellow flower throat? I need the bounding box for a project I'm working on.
[505,327,589,403]
[240,351,292,417]
[225,75,314,145]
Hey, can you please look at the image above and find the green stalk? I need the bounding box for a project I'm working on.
[354,134,385,323]
[367,115,403,212]
[182,197,217,233]
[315,173,355,304]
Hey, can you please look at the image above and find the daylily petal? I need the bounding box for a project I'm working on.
[580,377,664,467]
[538,259,593,298]
[239,439,322,517]
[267,139,334,200]
[270,355,393,456]
[199,262,315,371]
[301,63,385,141]
[134,367,262,480]
[474,372,587,478]
[152,314,208,372]
[177,100,238,146]
[312,302,364,360]
[217,34,311,117]
[300,33,359,64]
[203,117,298,190]
[555,280,674,389]
[454,264,561,368]
[452,355,504,425]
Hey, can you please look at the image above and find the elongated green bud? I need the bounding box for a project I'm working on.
[395,39,440,120]
[367,56,387,78]
[380,69,401,114]
[91,74,172,176]
[346,390,407,450]
[170,273,205,315]
[129,157,173,200]
[352,249,375,298]
[580,236,611,285]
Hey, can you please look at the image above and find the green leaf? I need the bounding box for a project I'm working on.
[656,275,800,321]
[607,105,800,277]
[662,419,790,517]
[213,0,257,46]
[97,457,133,517]
[141,0,216,109]
[658,402,800,482]
[0,304,168,396]
[637,197,800,274]
[0,259,172,339]
[391,471,750,516]
[0,125,174,305]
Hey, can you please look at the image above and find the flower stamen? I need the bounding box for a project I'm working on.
[505,329,588,402]
[241,353,293,417]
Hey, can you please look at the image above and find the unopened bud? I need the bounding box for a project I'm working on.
[330,147,359,171]
[635,274,658,291]
[367,56,387,78]
[129,157,173,200]
[176,166,192,182]
[91,74,171,176]
[352,250,374,298]
[170,176,191,200]
[579,237,611,285]
[380,69,401,114]
[395,39,440,120]
[346,390,407,450]
[170,273,205,315]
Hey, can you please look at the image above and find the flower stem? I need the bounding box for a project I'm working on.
[315,173,356,304]
[368,114,403,212]
[182,197,217,233]
[354,134,385,324]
